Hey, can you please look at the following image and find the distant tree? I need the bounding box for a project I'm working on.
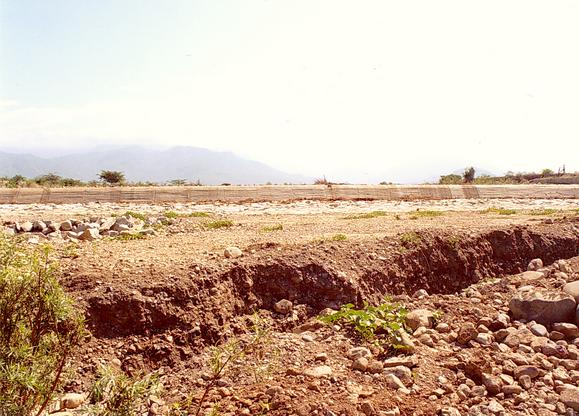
[7,175,27,188]
[541,168,554,177]
[463,167,476,183]
[439,174,462,185]
[168,179,187,186]
[98,170,125,185]
[34,173,62,186]
[60,178,84,187]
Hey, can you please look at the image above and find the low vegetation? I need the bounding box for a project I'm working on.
[122,211,148,221]
[318,300,409,350]
[399,231,421,246]
[528,208,559,216]
[261,224,283,232]
[343,211,387,220]
[412,210,444,217]
[481,207,517,215]
[438,167,578,185]
[88,365,161,416]
[0,235,86,416]
[164,211,210,219]
[204,219,234,230]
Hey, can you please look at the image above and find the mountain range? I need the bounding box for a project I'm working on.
[0,146,310,185]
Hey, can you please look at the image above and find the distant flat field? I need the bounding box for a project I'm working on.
[0,184,578,205]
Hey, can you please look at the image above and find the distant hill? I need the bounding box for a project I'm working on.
[0,146,310,185]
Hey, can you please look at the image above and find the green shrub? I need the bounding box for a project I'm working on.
[205,220,234,230]
[400,232,421,246]
[343,211,387,220]
[331,233,348,241]
[528,208,558,215]
[318,300,409,349]
[0,235,86,416]
[115,233,147,241]
[413,210,443,217]
[481,207,517,215]
[164,211,210,219]
[261,224,283,232]
[122,211,148,221]
[88,365,161,416]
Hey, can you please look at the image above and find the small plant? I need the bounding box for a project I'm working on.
[205,220,234,230]
[123,211,148,221]
[0,235,86,416]
[115,233,147,241]
[164,211,210,219]
[318,299,409,349]
[343,211,387,220]
[88,365,161,416]
[98,170,125,185]
[400,232,421,246]
[413,210,443,217]
[481,207,517,215]
[394,214,401,220]
[331,233,347,241]
[529,208,558,216]
[261,224,283,232]
[446,235,461,248]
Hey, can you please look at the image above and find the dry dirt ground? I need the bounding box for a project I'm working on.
[3,199,579,416]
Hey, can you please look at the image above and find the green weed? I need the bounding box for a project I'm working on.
[164,211,210,219]
[528,208,558,215]
[205,220,234,230]
[343,211,387,220]
[481,207,517,215]
[331,233,348,241]
[318,300,409,349]
[261,224,283,232]
[123,211,148,221]
[88,365,161,416]
[413,210,444,217]
[400,232,421,246]
[115,233,147,241]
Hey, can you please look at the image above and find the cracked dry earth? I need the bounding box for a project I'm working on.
[5,202,579,416]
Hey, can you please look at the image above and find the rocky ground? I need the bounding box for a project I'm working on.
[2,200,579,416]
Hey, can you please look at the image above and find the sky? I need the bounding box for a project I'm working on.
[1,0,578,183]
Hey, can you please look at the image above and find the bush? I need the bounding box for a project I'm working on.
[0,235,86,416]
[88,365,161,416]
[99,170,125,185]
[463,167,476,183]
[318,300,409,350]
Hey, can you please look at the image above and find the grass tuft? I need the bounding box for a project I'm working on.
[481,207,517,215]
[261,224,283,232]
[528,208,558,216]
[123,211,148,221]
[164,211,210,219]
[343,211,387,220]
[413,210,444,217]
[400,232,421,246]
[205,220,234,230]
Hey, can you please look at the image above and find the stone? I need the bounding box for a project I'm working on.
[384,373,406,389]
[397,330,415,353]
[552,322,579,338]
[223,246,242,258]
[519,374,532,389]
[413,289,429,298]
[487,400,505,414]
[439,408,461,416]
[383,366,412,385]
[406,309,434,331]
[61,392,85,409]
[60,220,73,231]
[527,258,543,271]
[383,355,418,368]
[489,313,510,331]
[352,357,369,372]
[273,299,293,314]
[509,289,576,325]
[20,221,33,232]
[563,281,579,302]
[79,228,100,241]
[436,323,450,333]
[303,365,332,378]
[560,388,579,411]
[457,322,478,344]
[481,373,502,395]
[99,217,116,231]
[475,333,493,345]
[348,346,372,360]
[531,323,549,337]
[514,365,540,379]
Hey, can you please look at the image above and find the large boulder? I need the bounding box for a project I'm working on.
[563,281,579,303]
[509,289,576,325]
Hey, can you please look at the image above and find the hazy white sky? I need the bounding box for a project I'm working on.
[1,0,578,182]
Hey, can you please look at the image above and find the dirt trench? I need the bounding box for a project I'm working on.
[78,221,579,348]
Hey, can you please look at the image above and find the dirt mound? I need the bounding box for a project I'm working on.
[65,221,579,345]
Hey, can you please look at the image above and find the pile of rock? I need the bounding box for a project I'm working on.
[2,214,160,243]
